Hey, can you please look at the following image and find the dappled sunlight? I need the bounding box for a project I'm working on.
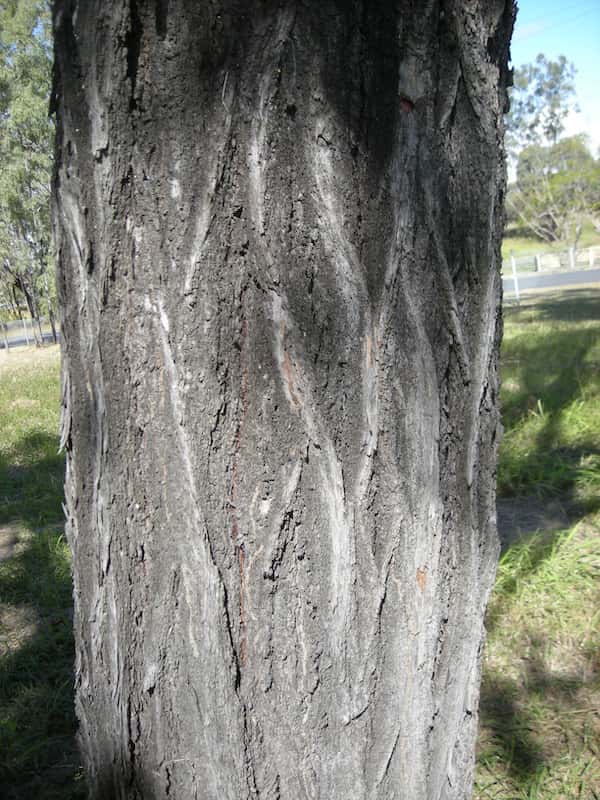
[0,602,40,660]
[498,290,600,515]
[0,346,82,799]
[476,288,600,799]
[0,434,65,529]
[0,528,83,800]
[475,518,600,798]
[0,345,64,533]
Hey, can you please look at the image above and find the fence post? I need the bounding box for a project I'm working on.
[22,318,30,345]
[511,254,520,305]
[535,253,541,272]
[569,247,576,271]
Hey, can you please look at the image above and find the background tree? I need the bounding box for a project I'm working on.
[53,2,514,798]
[506,54,577,156]
[0,0,55,341]
[508,134,600,247]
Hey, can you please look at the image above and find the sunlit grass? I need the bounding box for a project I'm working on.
[475,518,600,799]
[498,290,600,508]
[475,288,600,800]
[0,346,64,527]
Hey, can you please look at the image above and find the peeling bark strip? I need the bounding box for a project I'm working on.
[52,2,514,798]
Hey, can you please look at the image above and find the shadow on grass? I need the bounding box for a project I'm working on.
[497,288,600,572]
[479,290,600,795]
[524,290,600,324]
[479,631,598,793]
[0,529,84,800]
[479,507,600,796]
[499,290,600,528]
[479,674,545,780]
[0,430,83,799]
[501,326,598,424]
[0,432,65,529]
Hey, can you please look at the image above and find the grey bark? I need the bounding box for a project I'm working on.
[52,2,514,798]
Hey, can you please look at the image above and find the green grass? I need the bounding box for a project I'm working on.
[0,346,84,799]
[1,291,599,799]
[498,290,600,510]
[0,349,65,527]
[474,288,600,800]
[502,219,600,261]
[0,532,83,799]
[474,520,600,799]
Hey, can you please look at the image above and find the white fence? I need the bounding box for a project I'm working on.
[502,245,600,303]
[1,316,59,350]
[502,245,600,275]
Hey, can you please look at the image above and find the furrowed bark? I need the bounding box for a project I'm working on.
[52,2,514,798]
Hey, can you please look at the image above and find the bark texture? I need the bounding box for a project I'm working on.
[52,2,514,798]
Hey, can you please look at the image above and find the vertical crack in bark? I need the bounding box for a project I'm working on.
[230,305,250,666]
[375,725,403,792]
[270,292,354,697]
[155,291,258,797]
[154,0,168,40]
[184,111,232,300]
[155,292,244,667]
[125,0,142,111]
[424,198,471,381]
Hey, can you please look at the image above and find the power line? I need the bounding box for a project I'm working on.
[514,4,600,42]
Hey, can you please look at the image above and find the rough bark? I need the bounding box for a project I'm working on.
[52,2,513,798]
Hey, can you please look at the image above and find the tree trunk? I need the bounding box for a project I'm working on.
[52,2,513,798]
[43,268,59,343]
[30,274,45,346]
[11,285,23,320]
[21,278,43,346]
[47,301,58,343]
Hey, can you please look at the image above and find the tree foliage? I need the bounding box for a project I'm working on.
[507,134,600,247]
[505,53,600,248]
[506,54,577,154]
[0,0,54,338]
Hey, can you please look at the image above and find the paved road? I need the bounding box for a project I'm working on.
[503,267,600,294]
[0,331,58,350]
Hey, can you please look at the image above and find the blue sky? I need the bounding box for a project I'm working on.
[510,0,600,152]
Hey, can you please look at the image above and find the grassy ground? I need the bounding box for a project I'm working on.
[474,288,600,799]
[0,347,85,799]
[475,521,600,799]
[498,290,600,508]
[502,220,600,261]
[0,291,599,799]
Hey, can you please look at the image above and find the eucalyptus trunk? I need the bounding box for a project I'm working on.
[52,2,513,798]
